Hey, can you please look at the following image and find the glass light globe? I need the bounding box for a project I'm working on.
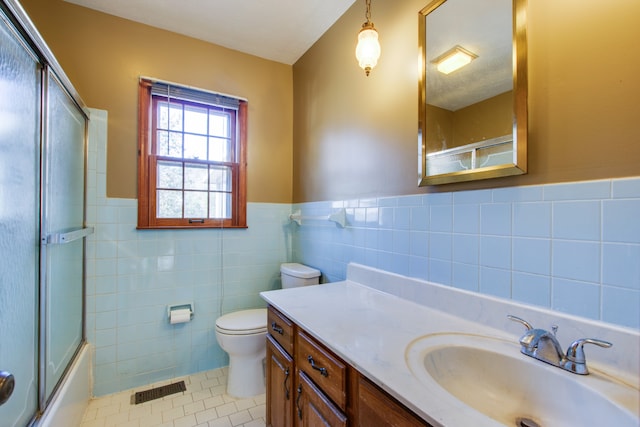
[355,24,381,76]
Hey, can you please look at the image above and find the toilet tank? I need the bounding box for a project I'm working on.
[280,263,321,288]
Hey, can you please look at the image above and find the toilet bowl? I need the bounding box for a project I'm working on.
[215,308,267,398]
[215,263,321,398]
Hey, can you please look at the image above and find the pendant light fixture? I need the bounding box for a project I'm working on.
[355,0,381,76]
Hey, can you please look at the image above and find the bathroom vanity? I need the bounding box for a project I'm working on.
[265,305,429,427]
[261,263,640,427]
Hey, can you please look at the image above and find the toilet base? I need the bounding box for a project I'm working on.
[226,352,266,398]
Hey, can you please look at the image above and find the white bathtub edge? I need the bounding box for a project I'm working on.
[36,343,91,427]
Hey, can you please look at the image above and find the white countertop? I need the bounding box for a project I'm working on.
[261,280,517,426]
[260,264,640,427]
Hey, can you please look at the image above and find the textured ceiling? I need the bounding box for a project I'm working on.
[63,0,356,65]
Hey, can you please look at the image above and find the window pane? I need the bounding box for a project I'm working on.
[210,166,231,191]
[209,137,231,162]
[209,192,231,219]
[157,160,183,189]
[157,190,182,218]
[184,191,208,218]
[209,111,229,137]
[157,131,169,156]
[157,102,169,129]
[184,134,207,160]
[184,104,208,135]
[168,102,183,131]
[184,163,208,190]
[167,132,183,158]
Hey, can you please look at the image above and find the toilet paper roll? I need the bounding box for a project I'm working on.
[169,308,191,324]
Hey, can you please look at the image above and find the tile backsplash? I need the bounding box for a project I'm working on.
[86,108,639,397]
[293,179,640,330]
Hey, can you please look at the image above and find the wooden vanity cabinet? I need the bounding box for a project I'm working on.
[266,305,431,427]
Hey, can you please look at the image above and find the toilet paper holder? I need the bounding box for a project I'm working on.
[167,303,194,322]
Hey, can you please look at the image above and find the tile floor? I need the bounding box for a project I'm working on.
[80,367,266,427]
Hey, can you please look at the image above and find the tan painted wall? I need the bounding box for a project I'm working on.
[453,91,513,147]
[21,0,293,203]
[293,0,640,202]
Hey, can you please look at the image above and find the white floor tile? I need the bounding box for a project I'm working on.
[80,367,266,427]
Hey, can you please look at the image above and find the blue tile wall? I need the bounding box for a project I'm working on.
[86,110,291,396]
[86,109,640,397]
[293,178,640,330]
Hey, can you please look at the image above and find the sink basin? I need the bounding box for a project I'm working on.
[405,333,639,427]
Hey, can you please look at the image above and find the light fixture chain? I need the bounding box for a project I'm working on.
[365,0,371,23]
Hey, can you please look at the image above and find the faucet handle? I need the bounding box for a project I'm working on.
[565,338,613,364]
[507,315,533,331]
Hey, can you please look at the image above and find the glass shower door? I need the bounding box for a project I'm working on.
[0,7,40,426]
[41,69,87,403]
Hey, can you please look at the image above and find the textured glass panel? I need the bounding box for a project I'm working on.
[157,101,168,129]
[157,160,183,189]
[209,111,229,137]
[45,241,83,398]
[426,151,472,175]
[184,134,207,160]
[209,137,231,162]
[157,190,183,217]
[47,76,85,231]
[476,143,513,168]
[184,163,208,190]
[44,71,86,400]
[168,132,183,158]
[168,102,182,131]
[209,192,231,219]
[184,191,208,217]
[209,166,231,192]
[184,104,207,134]
[0,12,40,425]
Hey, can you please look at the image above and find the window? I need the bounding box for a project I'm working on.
[137,79,247,228]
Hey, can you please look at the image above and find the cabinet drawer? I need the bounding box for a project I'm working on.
[268,306,294,355]
[296,329,347,411]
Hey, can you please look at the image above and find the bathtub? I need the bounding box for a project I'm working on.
[36,343,91,427]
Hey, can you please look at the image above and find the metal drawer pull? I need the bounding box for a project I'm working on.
[271,322,284,335]
[307,355,328,377]
[297,384,303,420]
[284,368,290,399]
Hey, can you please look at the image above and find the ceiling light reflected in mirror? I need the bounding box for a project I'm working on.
[433,45,477,74]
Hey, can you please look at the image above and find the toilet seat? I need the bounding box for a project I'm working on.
[215,308,267,336]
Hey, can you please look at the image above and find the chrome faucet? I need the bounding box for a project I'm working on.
[507,315,612,375]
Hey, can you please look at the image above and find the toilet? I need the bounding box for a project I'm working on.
[215,263,321,398]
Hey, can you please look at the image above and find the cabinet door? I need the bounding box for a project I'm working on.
[296,372,347,427]
[267,335,294,427]
[357,375,431,427]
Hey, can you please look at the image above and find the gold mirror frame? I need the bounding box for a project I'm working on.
[418,0,527,186]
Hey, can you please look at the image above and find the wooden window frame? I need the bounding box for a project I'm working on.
[137,79,247,229]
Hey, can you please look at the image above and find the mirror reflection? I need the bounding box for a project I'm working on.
[419,0,527,186]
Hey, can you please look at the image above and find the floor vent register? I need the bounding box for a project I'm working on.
[132,380,187,404]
